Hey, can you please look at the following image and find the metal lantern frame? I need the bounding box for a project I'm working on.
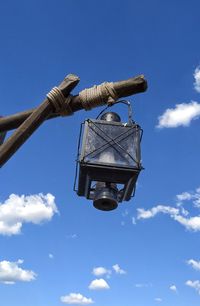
[74,101,143,204]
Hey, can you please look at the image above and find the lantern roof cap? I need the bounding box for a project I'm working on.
[100,112,121,122]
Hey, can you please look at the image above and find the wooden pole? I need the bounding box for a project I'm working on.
[0,74,80,168]
[0,75,147,132]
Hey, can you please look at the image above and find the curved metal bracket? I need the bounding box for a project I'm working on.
[96,99,134,125]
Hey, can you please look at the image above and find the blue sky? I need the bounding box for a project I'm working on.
[1,0,200,305]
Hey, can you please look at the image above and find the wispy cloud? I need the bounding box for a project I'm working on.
[176,188,200,208]
[155,297,162,302]
[157,101,200,128]
[186,280,200,294]
[137,187,200,232]
[137,205,179,220]
[121,209,130,226]
[88,278,110,290]
[112,264,126,275]
[176,191,193,202]
[0,193,58,236]
[137,205,200,231]
[194,66,200,93]
[60,293,94,304]
[187,259,200,271]
[122,209,129,217]
[0,260,36,284]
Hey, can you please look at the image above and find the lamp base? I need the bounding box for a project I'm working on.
[93,183,118,211]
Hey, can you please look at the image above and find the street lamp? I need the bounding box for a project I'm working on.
[0,74,147,210]
[74,101,143,211]
[0,75,147,168]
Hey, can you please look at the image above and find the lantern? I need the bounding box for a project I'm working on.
[74,102,143,211]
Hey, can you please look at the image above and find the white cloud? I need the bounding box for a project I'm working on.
[135,283,152,288]
[92,267,111,277]
[137,187,200,232]
[187,259,200,271]
[0,193,58,235]
[173,214,200,231]
[194,66,200,93]
[135,283,144,288]
[169,285,177,292]
[88,278,110,290]
[122,209,129,217]
[176,192,193,202]
[66,234,78,239]
[132,217,136,225]
[49,253,54,259]
[137,205,179,220]
[112,264,126,275]
[157,101,200,128]
[180,207,189,216]
[186,280,200,294]
[60,293,94,305]
[137,204,200,232]
[155,298,162,302]
[157,67,200,129]
[176,188,200,207]
[0,260,36,284]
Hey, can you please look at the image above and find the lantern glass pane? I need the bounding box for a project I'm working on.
[81,120,141,168]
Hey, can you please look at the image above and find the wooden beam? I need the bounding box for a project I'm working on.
[0,74,80,168]
[0,75,147,132]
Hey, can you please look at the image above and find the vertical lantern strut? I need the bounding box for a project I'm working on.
[93,111,123,211]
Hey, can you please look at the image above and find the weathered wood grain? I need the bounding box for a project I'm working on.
[0,74,80,167]
[0,75,147,132]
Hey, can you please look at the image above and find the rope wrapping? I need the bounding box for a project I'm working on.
[46,87,73,116]
[47,81,118,116]
[79,82,118,110]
